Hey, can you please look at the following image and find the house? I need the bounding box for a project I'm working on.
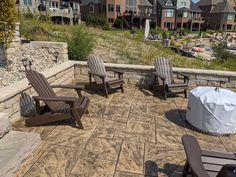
[197,0,236,31]
[80,0,153,28]
[80,0,125,23]
[16,0,40,12]
[153,0,204,31]
[176,1,204,31]
[16,0,81,25]
[155,0,176,30]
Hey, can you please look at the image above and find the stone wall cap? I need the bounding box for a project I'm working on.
[0,61,74,103]
[73,61,236,77]
[31,41,68,48]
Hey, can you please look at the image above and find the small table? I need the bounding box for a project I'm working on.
[186,86,236,135]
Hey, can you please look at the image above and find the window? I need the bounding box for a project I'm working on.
[228,13,234,20]
[126,0,136,12]
[16,0,20,5]
[108,4,114,12]
[116,4,121,12]
[165,0,173,6]
[89,4,94,13]
[181,2,186,7]
[108,18,114,23]
[165,9,174,17]
[28,0,32,5]
[183,11,188,17]
[24,0,27,5]
[103,5,106,12]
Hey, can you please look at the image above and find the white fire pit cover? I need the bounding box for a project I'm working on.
[186,86,236,134]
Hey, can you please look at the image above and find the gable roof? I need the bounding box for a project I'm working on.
[211,0,236,13]
[190,1,202,12]
[197,0,223,6]
[139,0,153,7]
[157,0,176,9]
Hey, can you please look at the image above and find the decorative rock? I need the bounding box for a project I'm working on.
[0,41,69,88]
[0,131,41,177]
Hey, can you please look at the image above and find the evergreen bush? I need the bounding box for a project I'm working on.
[67,27,94,61]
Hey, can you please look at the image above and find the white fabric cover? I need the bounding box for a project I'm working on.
[186,86,236,134]
[144,19,150,39]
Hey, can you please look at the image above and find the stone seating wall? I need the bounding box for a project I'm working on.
[0,60,236,123]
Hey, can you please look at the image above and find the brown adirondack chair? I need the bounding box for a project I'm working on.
[152,56,189,100]
[87,55,124,98]
[182,135,236,177]
[25,69,90,129]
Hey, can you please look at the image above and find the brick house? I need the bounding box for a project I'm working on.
[80,0,124,23]
[176,1,204,31]
[80,0,153,27]
[153,0,204,31]
[197,0,236,31]
[155,0,176,30]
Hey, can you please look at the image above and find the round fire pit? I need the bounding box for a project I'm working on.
[186,86,236,135]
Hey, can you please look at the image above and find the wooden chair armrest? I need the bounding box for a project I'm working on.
[153,72,166,80]
[33,96,77,104]
[51,84,85,90]
[176,72,189,79]
[88,71,106,79]
[106,68,124,74]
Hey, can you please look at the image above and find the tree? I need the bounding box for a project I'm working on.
[0,0,17,69]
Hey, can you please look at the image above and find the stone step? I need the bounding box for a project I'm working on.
[0,131,41,177]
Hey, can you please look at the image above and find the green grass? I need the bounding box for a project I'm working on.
[20,19,236,71]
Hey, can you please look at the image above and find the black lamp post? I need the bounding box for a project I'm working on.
[21,59,28,70]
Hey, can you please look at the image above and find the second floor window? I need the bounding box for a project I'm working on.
[108,4,114,12]
[89,4,94,13]
[126,0,136,12]
[116,4,121,12]
[183,11,188,17]
[165,9,174,17]
[227,13,234,20]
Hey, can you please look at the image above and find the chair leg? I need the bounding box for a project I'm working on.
[104,83,109,98]
[184,89,187,99]
[182,161,190,177]
[120,84,124,93]
[163,85,167,100]
[71,107,84,129]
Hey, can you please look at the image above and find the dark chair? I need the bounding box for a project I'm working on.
[152,56,189,100]
[87,55,124,98]
[182,135,236,177]
[25,69,90,129]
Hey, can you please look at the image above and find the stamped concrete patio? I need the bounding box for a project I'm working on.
[13,84,236,177]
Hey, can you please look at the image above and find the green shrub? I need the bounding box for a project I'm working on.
[212,42,236,61]
[23,7,34,19]
[85,15,110,30]
[113,18,123,29]
[67,27,94,61]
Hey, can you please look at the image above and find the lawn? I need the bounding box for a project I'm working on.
[20,19,236,71]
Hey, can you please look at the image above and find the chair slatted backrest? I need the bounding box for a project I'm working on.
[87,55,107,84]
[182,135,210,177]
[26,70,62,112]
[154,56,173,85]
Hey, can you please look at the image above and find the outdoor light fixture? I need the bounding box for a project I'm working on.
[21,59,28,70]
[29,60,32,69]
[53,51,58,63]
